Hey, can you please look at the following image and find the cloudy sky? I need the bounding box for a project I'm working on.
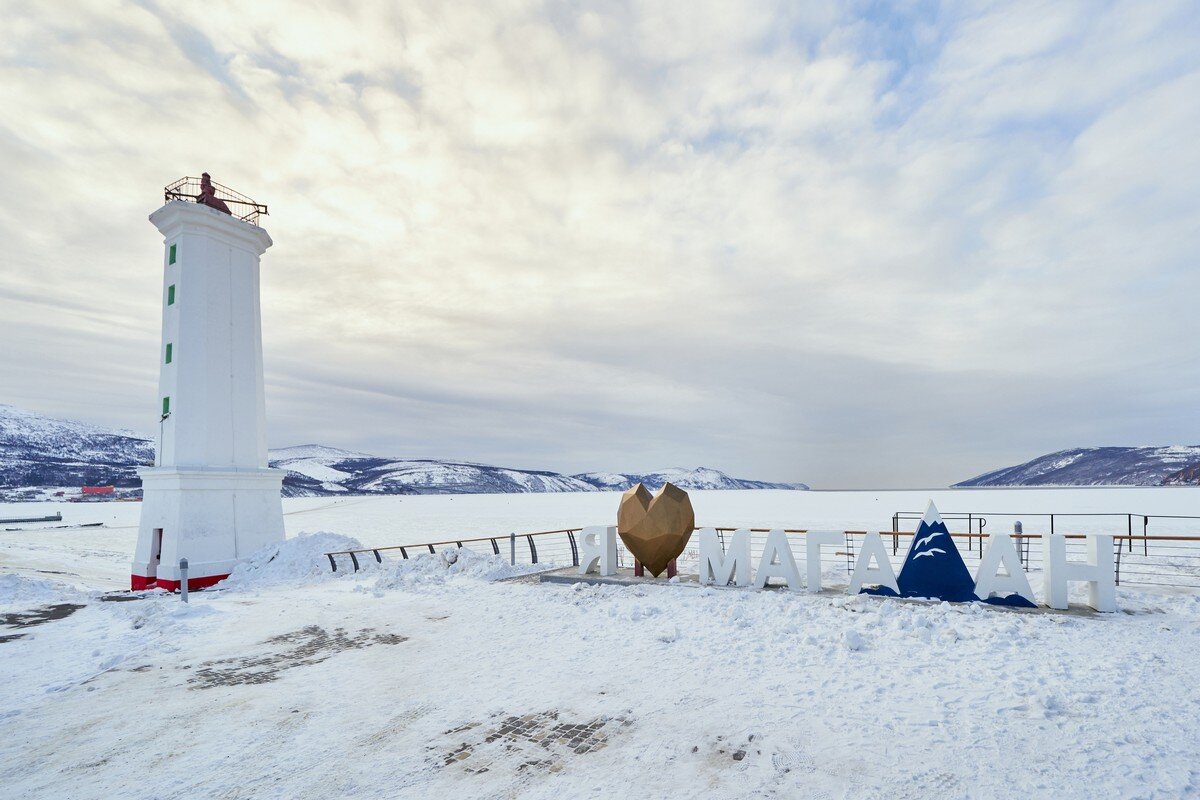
[2,1,1198,487]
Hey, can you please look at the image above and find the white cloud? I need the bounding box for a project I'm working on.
[0,0,1197,486]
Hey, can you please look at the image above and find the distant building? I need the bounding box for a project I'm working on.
[81,485,114,495]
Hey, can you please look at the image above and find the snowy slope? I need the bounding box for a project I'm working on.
[271,449,804,497]
[0,404,153,492]
[956,446,1200,487]
[269,446,602,496]
[1163,463,1200,485]
[0,406,803,498]
[572,467,807,491]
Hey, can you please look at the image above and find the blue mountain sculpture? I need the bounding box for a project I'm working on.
[895,502,979,602]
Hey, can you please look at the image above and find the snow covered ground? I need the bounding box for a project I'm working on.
[3,488,1200,797]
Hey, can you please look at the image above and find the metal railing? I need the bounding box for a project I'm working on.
[323,528,579,574]
[164,176,268,225]
[893,511,1200,558]
[323,525,1200,591]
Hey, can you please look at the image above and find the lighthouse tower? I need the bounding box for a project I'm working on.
[131,175,285,591]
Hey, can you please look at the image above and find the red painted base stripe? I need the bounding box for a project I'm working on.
[130,573,230,592]
[131,574,157,591]
[154,573,229,592]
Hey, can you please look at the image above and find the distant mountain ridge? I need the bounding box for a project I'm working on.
[956,446,1200,487]
[268,446,806,496]
[0,405,806,499]
[0,404,153,492]
[571,467,800,492]
[269,445,601,496]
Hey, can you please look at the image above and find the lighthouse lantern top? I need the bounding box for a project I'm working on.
[164,173,268,226]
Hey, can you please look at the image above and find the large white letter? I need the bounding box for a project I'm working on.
[754,530,802,591]
[698,528,752,587]
[805,530,843,594]
[974,532,1035,604]
[1043,534,1116,612]
[848,532,899,595]
[578,525,617,576]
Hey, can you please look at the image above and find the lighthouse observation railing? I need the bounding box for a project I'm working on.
[323,522,1200,591]
[164,176,268,225]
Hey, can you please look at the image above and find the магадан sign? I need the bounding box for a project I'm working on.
[579,501,1116,612]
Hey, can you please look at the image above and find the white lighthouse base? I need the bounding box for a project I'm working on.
[132,467,285,591]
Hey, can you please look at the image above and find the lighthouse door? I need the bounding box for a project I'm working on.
[150,528,163,578]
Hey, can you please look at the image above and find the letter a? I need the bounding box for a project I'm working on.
[974,532,1035,605]
[848,532,899,595]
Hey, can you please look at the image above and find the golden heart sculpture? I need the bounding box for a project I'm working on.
[617,482,696,577]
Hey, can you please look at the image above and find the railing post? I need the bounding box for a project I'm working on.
[510,531,516,566]
[1143,516,1149,557]
[1114,538,1122,586]
[1014,521,1023,567]
[179,557,189,604]
[567,530,578,567]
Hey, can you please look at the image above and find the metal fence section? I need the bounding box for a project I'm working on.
[323,524,1200,591]
[892,511,1200,559]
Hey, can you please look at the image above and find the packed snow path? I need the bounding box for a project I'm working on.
[3,539,1200,798]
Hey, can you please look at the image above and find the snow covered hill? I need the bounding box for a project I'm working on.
[956,446,1200,487]
[269,445,600,497]
[572,467,807,492]
[0,404,153,494]
[0,405,805,498]
[269,449,805,496]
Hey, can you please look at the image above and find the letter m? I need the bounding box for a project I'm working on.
[698,528,751,587]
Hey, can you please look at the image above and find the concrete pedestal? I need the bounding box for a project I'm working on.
[133,467,284,590]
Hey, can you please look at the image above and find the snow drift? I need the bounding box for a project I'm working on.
[224,531,364,588]
[372,547,543,590]
[0,573,87,607]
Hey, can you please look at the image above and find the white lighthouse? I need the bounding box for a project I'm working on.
[131,175,285,591]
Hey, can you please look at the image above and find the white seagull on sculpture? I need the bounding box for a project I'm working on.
[912,547,946,559]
